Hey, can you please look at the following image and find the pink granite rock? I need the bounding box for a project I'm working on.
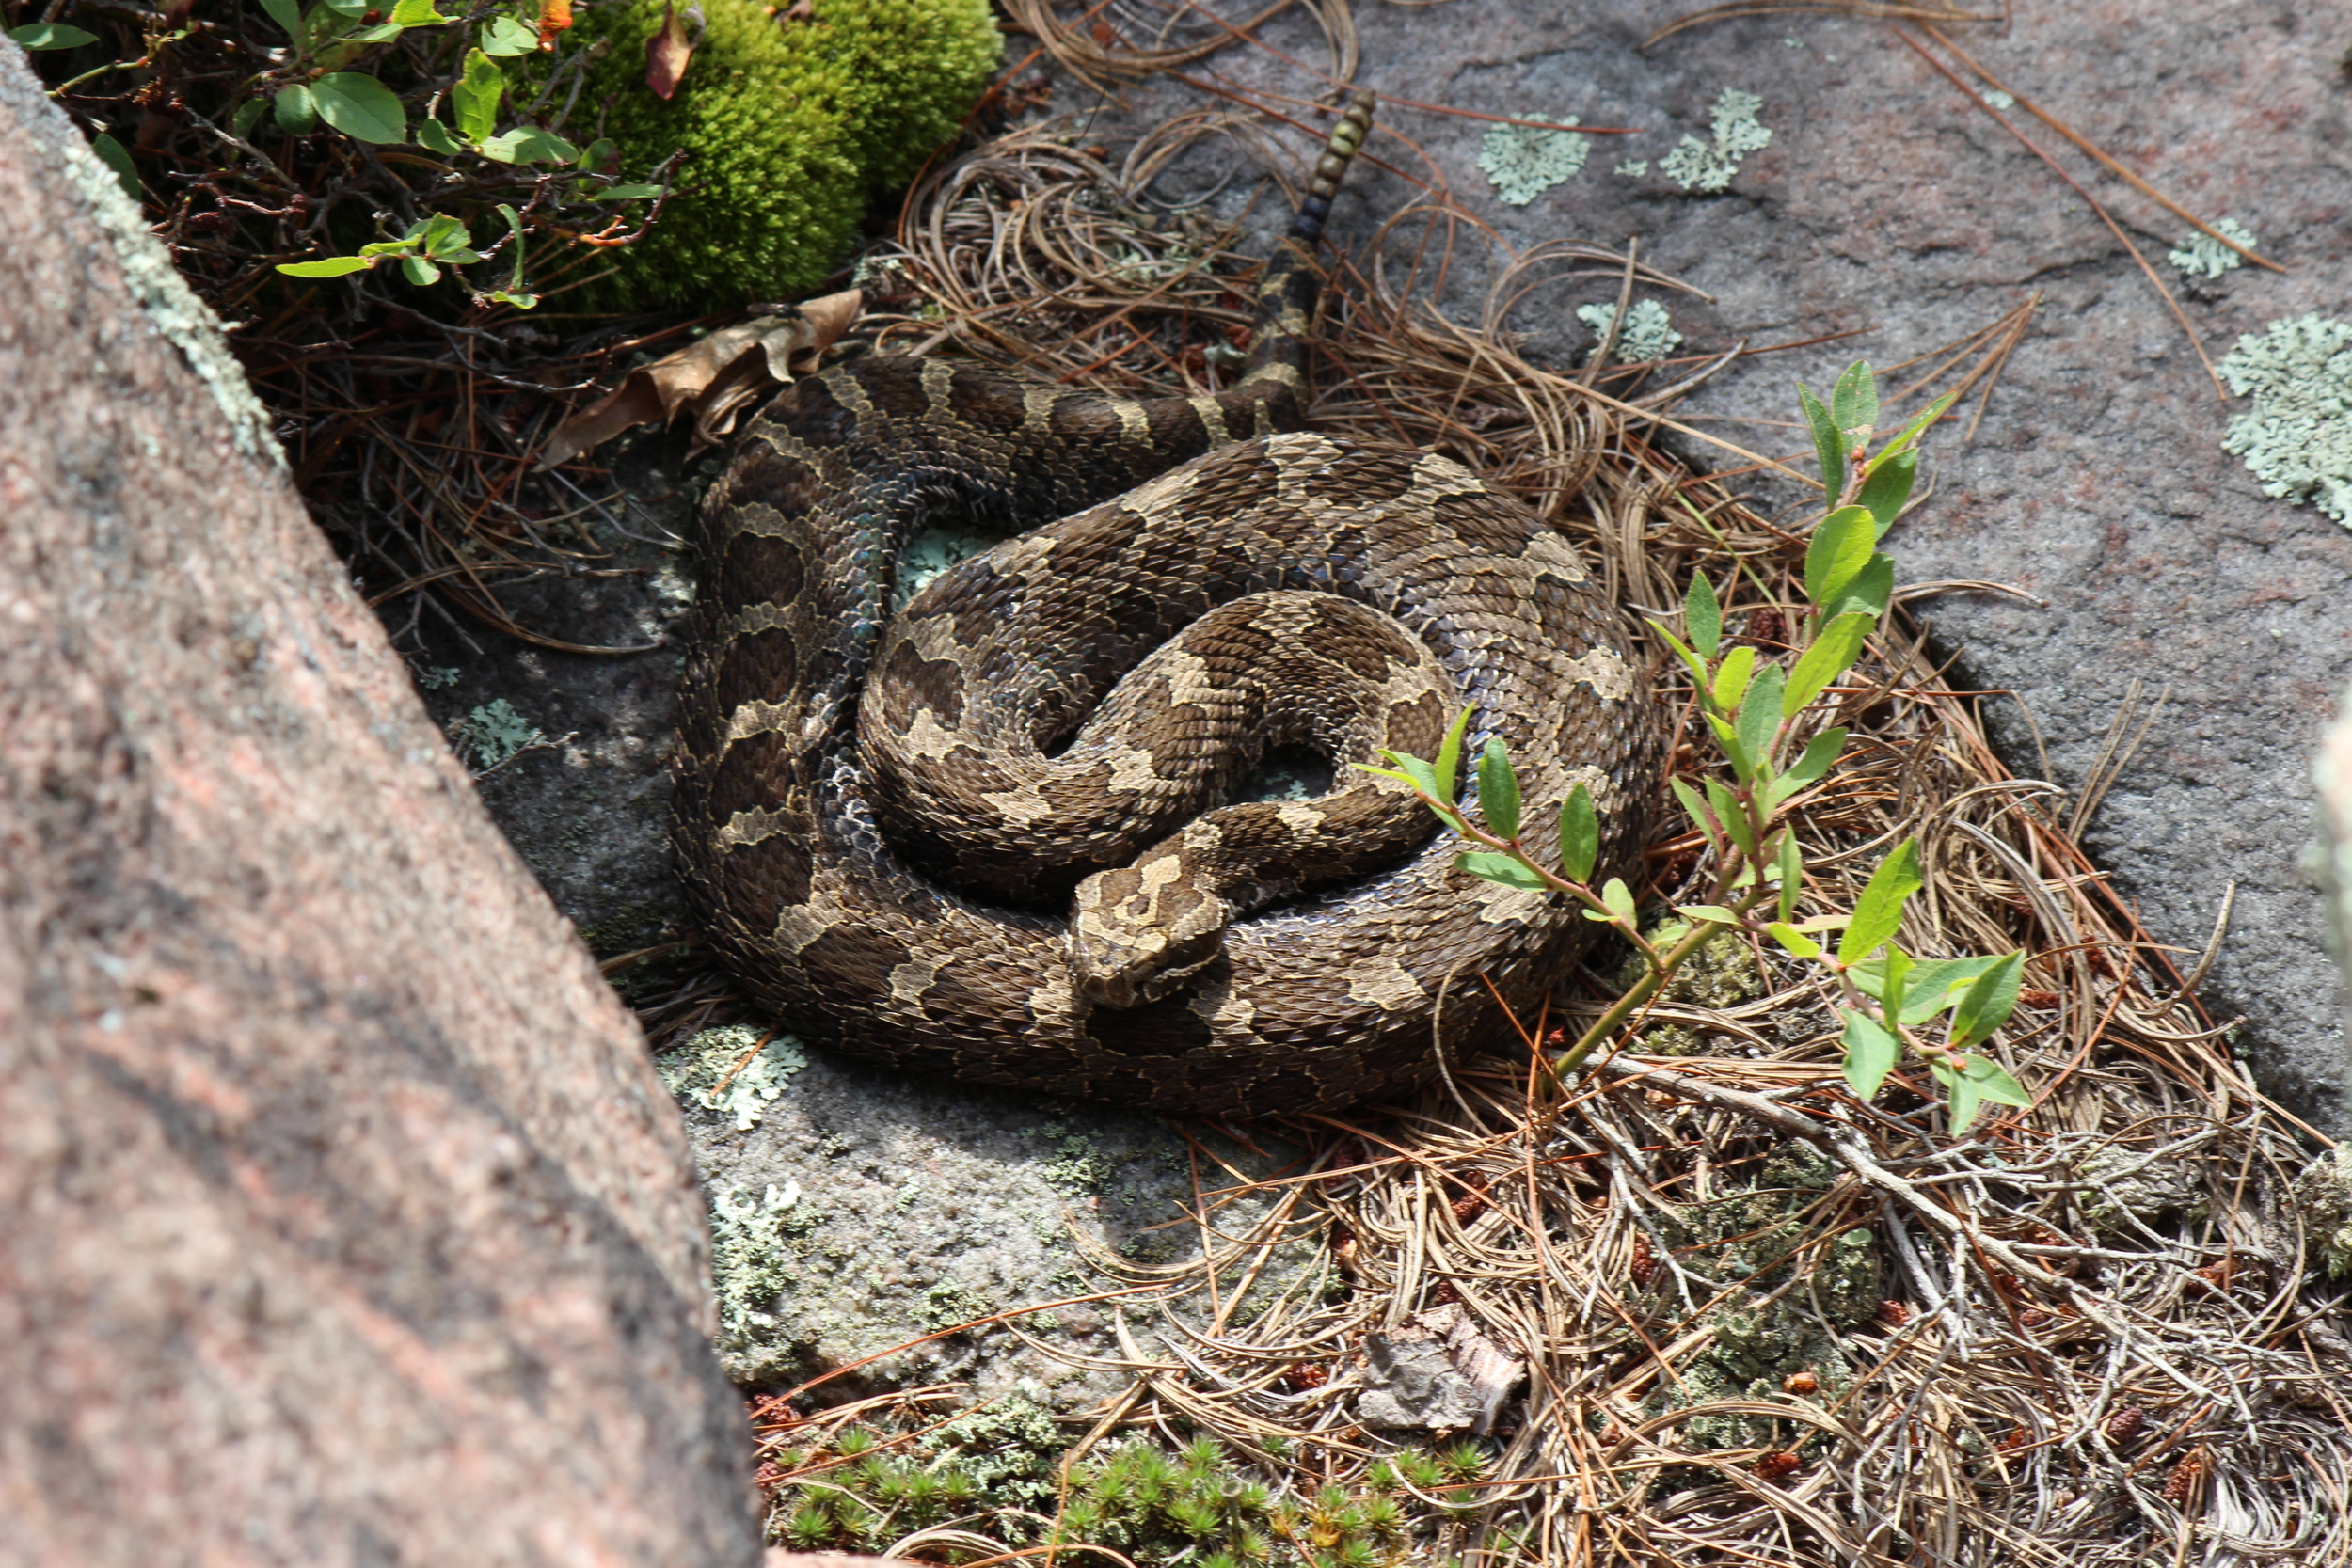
[0,45,760,1568]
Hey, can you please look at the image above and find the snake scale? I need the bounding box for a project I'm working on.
[674,95,1663,1115]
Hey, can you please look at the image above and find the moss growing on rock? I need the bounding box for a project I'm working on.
[574,0,1000,311]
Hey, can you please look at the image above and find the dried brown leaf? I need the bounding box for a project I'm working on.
[645,2,693,100]
[537,289,862,468]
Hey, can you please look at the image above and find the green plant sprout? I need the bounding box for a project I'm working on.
[1362,362,2033,1134]
[242,0,663,309]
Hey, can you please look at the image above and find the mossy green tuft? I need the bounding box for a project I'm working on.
[573,0,1001,312]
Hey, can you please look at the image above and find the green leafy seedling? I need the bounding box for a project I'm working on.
[1838,840,1921,965]
[1558,783,1597,884]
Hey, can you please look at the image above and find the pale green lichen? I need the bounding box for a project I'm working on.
[1661,87,1772,194]
[2217,313,2352,525]
[916,1278,995,1331]
[927,1393,1067,1506]
[2169,216,2258,279]
[896,520,1009,611]
[2295,1146,2352,1279]
[27,87,282,466]
[1614,157,1648,178]
[1478,112,1589,206]
[710,1179,821,1371]
[660,1022,808,1131]
[1643,1146,1873,1456]
[1578,299,1683,364]
[2074,1142,2211,1238]
[447,697,545,770]
[1040,1131,1111,1196]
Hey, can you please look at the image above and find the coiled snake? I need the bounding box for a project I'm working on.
[673,96,1662,1115]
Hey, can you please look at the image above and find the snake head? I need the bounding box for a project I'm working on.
[1067,849,1232,1010]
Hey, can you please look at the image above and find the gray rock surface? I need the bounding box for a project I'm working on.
[659,1022,1314,1410]
[0,44,759,1566]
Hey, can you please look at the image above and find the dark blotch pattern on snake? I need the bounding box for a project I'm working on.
[673,96,1664,1114]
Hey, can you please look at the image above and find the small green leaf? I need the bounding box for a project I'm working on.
[1710,644,1756,713]
[1600,877,1638,926]
[1831,554,1894,619]
[1385,752,1442,803]
[1768,921,1820,959]
[310,71,405,143]
[1797,383,1845,499]
[87,133,139,201]
[418,213,467,252]
[478,125,580,164]
[1947,951,2025,1049]
[1962,1053,2030,1106]
[495,201,528,289]
[1841,1009,1902,1101]
[1838,840,1923,965]
[416,117,462,154]
[1477,739,1520,840]
[1676,904,1740,926]
[1878,944,1912,1030]
[1735,662,1785,768]
[1774,828,1801,924]
[1705,712,1754,785]
[342,20,405,41]
[598,182,664,199]
[1879,391,1958,460]
[1647,618,1713,694]
[487,288,540,309]
[1944,1074,1984,1134]
[1853,954,1988,1016]
[1831,360,1878,443]
[1884,955,2007,1024]
[318,0,369,15]
[1804,505,1877,610]
[1558,784,1597,884]
[274,82,320,134]
[1670,776,1719,855]
[389,0,453,22]
[401,254,441,285]
[231,96,269,138]
[453,47,505,144]
[1703,777,1756,857]
[8,21,100,47]
[259,0,304,39]
[275,254,377,277]
[1934,1053,2026,1133]
[1780,727,1847,792]
[1456,851,1548,892]
[1686,571,1722,659]
[480,12,539,53]
[1856,448,1915,535]
[1781,612,1873,719]
[1432,705,1475,810]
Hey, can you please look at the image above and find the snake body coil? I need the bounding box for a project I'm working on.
[674,97,1663,1114]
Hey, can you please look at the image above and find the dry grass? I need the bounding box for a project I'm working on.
[656,70,2352,1568]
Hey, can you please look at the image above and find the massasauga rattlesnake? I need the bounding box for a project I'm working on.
[673,96,1663,1115]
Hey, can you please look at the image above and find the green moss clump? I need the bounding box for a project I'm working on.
[573,0,1001,312]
